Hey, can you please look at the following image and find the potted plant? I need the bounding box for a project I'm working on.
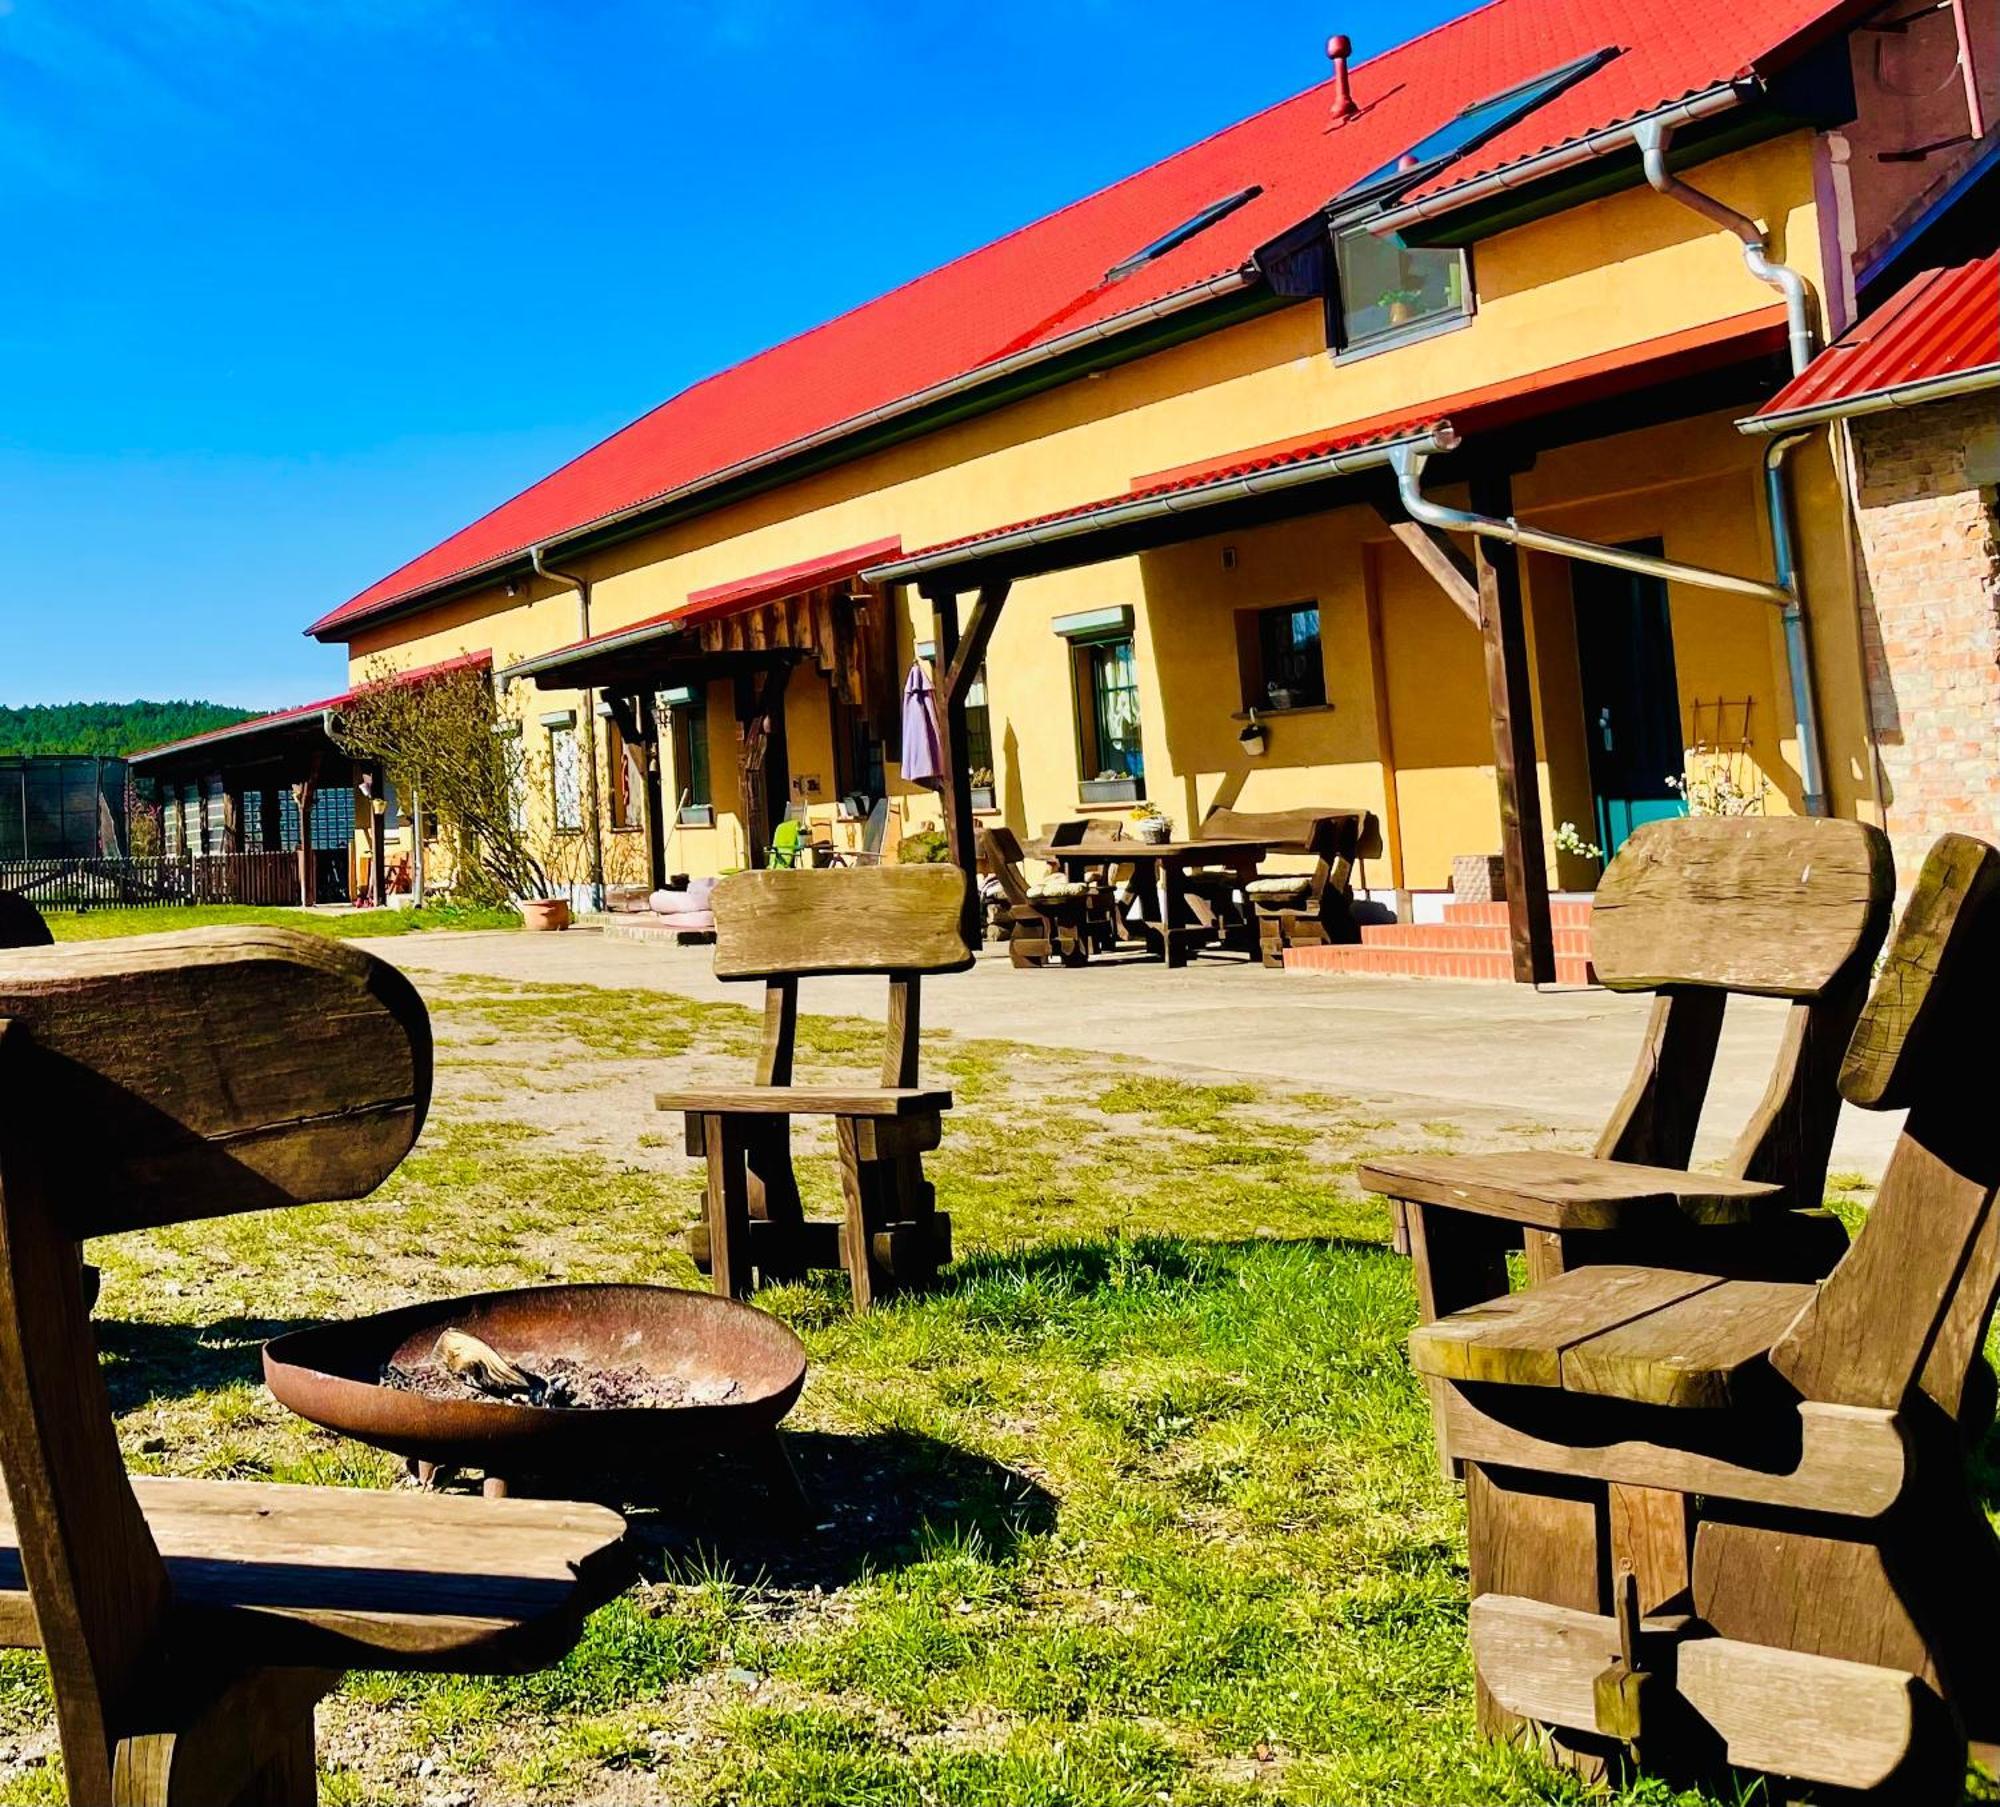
[1126,801,1172,844]
[1378,286,1424,326]
[969,765,996,811]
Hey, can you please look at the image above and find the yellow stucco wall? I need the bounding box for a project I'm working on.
[345,130,1876,893]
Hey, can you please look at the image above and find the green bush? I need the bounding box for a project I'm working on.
[897,826,952,864]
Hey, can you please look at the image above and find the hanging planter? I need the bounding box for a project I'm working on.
[1239,711,1268,759]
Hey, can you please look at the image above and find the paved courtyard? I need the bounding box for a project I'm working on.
[356,927,1901,1182]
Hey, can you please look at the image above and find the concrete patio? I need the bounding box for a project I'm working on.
[357,929,1901,1183]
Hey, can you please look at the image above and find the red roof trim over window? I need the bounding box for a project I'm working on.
[130,651,493,765]
[884,306,1788,569]
[1747,253,2000,426]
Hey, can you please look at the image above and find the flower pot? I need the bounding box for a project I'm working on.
[521,897,572,933]
[1130,816,1172,845]
[1388,300,1414,326]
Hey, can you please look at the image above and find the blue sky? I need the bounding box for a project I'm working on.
[0,0,1460,709]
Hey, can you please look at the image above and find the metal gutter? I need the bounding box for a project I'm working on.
[1737,361,2000,434]
[1370,84,1748,236]
[1760,431,1829,813]
[862,426,1461,588]
[127,707,340,767]
[315,269,1261,639]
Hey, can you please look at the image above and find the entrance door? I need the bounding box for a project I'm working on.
[1572,546,1687,858]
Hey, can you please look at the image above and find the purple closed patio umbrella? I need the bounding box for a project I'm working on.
[900,658,944,789]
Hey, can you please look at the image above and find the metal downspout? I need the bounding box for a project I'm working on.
[1633,118,1815,377]
[1391,444,1833,815]
[530,544,608,907]
[1631,120,1829,813]
[1388,445,1793,603]
[1762,432,1829,814]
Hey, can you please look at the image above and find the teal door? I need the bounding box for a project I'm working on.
[1572,548,1687,858]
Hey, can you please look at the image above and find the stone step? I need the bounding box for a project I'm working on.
[1359,923,1596,956]
[1283,943,1598,984]
[1442,899,1595,928]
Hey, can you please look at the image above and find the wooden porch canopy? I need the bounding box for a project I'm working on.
[863,308,1794,982]
[495,538,905,865]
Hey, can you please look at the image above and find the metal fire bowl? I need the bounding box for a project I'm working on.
[264,1283,807,1473]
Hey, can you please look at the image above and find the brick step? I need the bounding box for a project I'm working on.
[1442,899,1595,928]
[1359,923,1596,956]
[1284,943,1597,984]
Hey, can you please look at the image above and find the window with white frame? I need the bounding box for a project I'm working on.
[550,719,583,831]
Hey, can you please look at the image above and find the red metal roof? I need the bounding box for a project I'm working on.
[311,0,1854,640]
[1747,252,2000,427]
[881,306,1789,571]
[131,651,492,765]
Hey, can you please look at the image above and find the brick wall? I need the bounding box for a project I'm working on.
[1851,391,2000,881]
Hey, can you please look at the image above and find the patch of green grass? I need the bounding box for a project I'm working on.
[28,973,1793,1804]
[44,901,520,941]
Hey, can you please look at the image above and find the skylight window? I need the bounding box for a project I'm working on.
[1104,186,1262,283]
[1335,48,1619,207]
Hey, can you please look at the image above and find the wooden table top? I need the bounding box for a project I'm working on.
[1024,837,1269,862]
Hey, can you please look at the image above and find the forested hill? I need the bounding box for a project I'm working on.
[0,700,260,757]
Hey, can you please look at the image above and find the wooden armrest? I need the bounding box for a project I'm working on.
[656,1085,952,1117]
[1411,1264,1813,1407]
[0,1477,629,1673]
[1359,1150,1786,1230]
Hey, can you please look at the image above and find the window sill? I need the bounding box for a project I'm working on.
[1334,309,1472,365]
[1231,703,1334,721]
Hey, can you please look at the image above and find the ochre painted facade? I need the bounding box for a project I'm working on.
[342,132,1887,897]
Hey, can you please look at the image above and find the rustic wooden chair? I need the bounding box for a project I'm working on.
[1181,807,1378,959]
[1362,817,1893,1382]
[0,897,52,949]
[1405,831,2000,1799]
[660,865,974,1311]
[981,825,1097,967]
[0,928,629,1806]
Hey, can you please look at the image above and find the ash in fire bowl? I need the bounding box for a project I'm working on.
[264,1284,810,1501]
[382,1329,744,1411]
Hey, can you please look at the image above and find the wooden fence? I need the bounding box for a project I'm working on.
[0,852,304,912]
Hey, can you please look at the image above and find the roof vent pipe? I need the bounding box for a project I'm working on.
[1633,118,1815,376]
[1326,35,1359,120]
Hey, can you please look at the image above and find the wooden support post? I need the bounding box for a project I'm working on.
[367,768,387,908]
[1469,471,1556,987]
[735,662,792,869]
[929,580,1009,944]
[291,754,320,909]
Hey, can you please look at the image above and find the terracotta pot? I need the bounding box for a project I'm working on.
[521,897,572,933]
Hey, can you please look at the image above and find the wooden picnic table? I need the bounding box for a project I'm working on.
[1022,836,1268,967]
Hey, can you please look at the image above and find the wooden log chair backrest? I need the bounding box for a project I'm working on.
[1768,833,2000,1426]
[0,896,53,950]
[0,928,432,1801]
[1586,816,1894,1201]
[710,866,977,1089]
[978,826,1037,912]
[1198,807,1381,893]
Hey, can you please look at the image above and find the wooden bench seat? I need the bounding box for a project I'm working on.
[0,1477,628,1672]
[1359,1150,1786,1232]
[1410,1264,1814,1407]
[656,1084,952,1117]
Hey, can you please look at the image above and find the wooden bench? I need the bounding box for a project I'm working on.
[981,825,1111,967]
[1362,816,1892,1460]
[659,865,973,1310]
[1184,807,1378,962]
[0,928,629,1805]
[1409,832,2000,1798]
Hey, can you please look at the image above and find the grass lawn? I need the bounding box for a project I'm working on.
[0,969,1897,1804]
[41,900,521,941]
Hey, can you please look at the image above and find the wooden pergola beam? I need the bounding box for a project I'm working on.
[1372,502,1481,628]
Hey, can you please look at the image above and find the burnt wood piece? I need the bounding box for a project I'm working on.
[1414,833,2000,1797]
[0,928,629,1807]
[1366,816,1894,1464]
[664,867,973,1310]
